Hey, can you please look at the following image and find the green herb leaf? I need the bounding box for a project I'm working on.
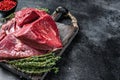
[8,52,60,74]
[37,7,50,13]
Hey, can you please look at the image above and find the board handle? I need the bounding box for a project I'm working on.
[52,6,68,21]
[52,6,79,29]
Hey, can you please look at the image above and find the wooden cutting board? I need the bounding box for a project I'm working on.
[0,22,79,80]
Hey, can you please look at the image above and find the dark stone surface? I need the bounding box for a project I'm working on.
[1,0,120,80]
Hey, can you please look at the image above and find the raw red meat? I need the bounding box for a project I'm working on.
[0,8,62,60]
[15,14,62,50]
[15,8,41,27]
[1,18,16,34]
[0,34,46,60]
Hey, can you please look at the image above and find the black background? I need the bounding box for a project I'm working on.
[1,0,120,80]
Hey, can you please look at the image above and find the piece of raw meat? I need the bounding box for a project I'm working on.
[0,8,62,60]
[0,34,47,60]
[15,8,46,27]
[15,14,62,50]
